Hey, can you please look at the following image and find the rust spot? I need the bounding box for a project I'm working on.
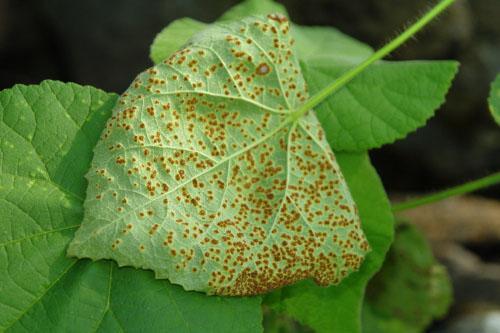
[255,63,271,76]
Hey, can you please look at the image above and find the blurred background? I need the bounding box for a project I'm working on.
[1,0,499,332]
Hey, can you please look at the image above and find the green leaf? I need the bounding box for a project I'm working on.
[150,13,459,152]
[6,260,262,332]
[488,73,500,125]
[362,223,452,333]
[266,152,395,333]
[292,25,374,67]
[218,0,288,22]
[0,81,262,332]
[68,15,369,296]
[150,18,208,64]
[295,25,459,151]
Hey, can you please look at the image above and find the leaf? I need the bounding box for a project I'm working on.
[150,18,208,64]
[68,15,370,296]
[265,152,395,333]
[295,25,459,151]
[0,81,262,332]
[362,223,452,333]
[218,0,288,22]
[292,25,374,67]
[150,9,459,152]
[6,260,262,332]
[263,307,312,333]
[488,73,500,125]
[149,0,288,64]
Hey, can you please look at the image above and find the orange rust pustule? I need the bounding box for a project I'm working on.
[255,63,271,76]
[267,13,288,24]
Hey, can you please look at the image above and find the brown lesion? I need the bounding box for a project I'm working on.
[255,63,271,76]
[267,13,288,24]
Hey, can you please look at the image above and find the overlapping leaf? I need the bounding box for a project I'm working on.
[150,8,458,153]
[0,81,262,332]
[488,74,500,125]
[362,224,452,333]
[301,58,458,151]
[265,152,394,333]
[68,15,370,296]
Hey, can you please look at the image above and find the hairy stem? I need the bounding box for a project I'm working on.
[291,0,457,120]
[392,171,500,212]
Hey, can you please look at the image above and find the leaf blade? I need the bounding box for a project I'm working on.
[69,15,369,296]
[362,224,452,333]
[266,152,395,333]
[150,18,208,64]
[150,19,459,152]
[0,81,263,332]
[488,73,500,125]
[300,52,459,151]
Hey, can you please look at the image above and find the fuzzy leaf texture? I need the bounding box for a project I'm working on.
[489,74,500,125]
[0,81,262,332]
[68,15,370,296]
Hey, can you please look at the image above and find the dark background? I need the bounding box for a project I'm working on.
[1,0,499,199]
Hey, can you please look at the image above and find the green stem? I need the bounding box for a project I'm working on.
[291,0,457,120]
[392,171,500,212]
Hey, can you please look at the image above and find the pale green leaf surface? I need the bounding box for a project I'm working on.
[0,81,262,332]
[68,15,369,296]
[488,73,500,125]
[362,223,452,333]
[218,0,287,22]
[150,18,208,64]
[149,0,288,64]
[266,152,394,333]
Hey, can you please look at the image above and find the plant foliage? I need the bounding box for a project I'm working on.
[68,14,369,296]
[489,74,500,125]
[0,0,461,332]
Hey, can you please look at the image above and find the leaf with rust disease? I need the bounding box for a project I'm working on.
[68,14,369,296]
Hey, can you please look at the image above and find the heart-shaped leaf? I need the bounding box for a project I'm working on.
[68,15,369,296]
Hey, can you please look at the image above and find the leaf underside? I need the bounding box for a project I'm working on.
[68,15,369,296]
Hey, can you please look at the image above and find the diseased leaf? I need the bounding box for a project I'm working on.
[68,15,369,296]
[149,0,287,64]
[362,223,452,333]
[0,81,262,332]
[150,13,459,152]
[488,73,500,125]
[218,0,287,22]
[150,18,208,64]
[265,152,394,333]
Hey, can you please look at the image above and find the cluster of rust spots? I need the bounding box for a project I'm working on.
[82,15,369,296]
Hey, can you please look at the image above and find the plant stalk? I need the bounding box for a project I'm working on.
[392,171,500,212]
[291,0,457,120]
